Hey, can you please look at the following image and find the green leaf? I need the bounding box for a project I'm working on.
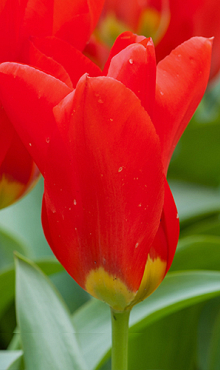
[0,258,63,320]
[169,181,220,224]
[206,305,220,370]
[0,178,50,258]
[51,271,90,314]
[168,120,220,187]
[170,236,220,272]
[72,271,220,370]
[197,298,220,370]
[0,227,29,270]
[0,351,22,370]
[180,215,220,238]
[128,303,202,370]
[6,354,24,370]
[15,254,87,370]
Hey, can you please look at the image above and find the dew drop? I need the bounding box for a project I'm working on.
[160,91,164,96]
[46,137,50,144]
[29,143,32,147]
[118,166,123,173]
[129,59,134,65]
[69,207,72,211]
[176,212,179,219]
[138,203,142,207]
[109,118,113,122]
[73,199,77,205]
[75,227,77,231]
[135,242,139,248]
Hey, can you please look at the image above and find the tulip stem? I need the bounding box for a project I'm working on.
[111,308,130,370]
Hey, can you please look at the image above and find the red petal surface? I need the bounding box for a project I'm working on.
[150,177,179,274]
[53,0,105,50]
[0,62,72,174]
[24,40,73,88]
[154,37,212,173]
[43,75,164,292]
[31,37,102,87]
[155,0,220,81]
[0,0,23,61]
[107,39,156,118]
[103,31,146,74]
[0,108,14,166]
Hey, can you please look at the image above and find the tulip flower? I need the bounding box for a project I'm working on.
[91,0,220,81]
[0,33,212,310]
[0,0,104,208]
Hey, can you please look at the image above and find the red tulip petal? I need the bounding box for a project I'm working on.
[31,36,102,87]
[43,74,164,295]
[154,36,212,173]
[53,0,105,50]
[193,0,220,81]
[107,39,156,117]
[0,0,22,61]
[150,177,179,274]
[19,0,53,45]
[128,178,179,306]
[103,31,146,74]
[0,62,72,174]
[0,108,14,166]
[24,39,73,88]
[0,130,40,209]
[155,0,220,82]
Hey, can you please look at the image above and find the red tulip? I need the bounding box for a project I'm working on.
[0,34,212,309]
[0,0,104,209]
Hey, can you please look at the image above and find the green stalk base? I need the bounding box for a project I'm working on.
[111,308,130,370]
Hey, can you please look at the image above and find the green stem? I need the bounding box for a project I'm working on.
[111,308,131,370]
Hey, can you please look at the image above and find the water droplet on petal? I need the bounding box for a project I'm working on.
[46,137,50,144]
[29,143,32,147]
[73,199,77,205]
[135,243,139,248]
[118,167,123,173]
[129,59,134,65]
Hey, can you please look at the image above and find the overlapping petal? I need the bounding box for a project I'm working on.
[0,0,105,208]
[43,75,164,296]
[0,63,72,174]
[154,37,212,172]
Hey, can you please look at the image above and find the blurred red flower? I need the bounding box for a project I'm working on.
[88,0,220,82]
[0,0,104,208]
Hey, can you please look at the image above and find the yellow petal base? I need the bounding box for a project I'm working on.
[85,255,167,311]
[129,255,167,308]
[85,266,136,311]
[0,175,24,209]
